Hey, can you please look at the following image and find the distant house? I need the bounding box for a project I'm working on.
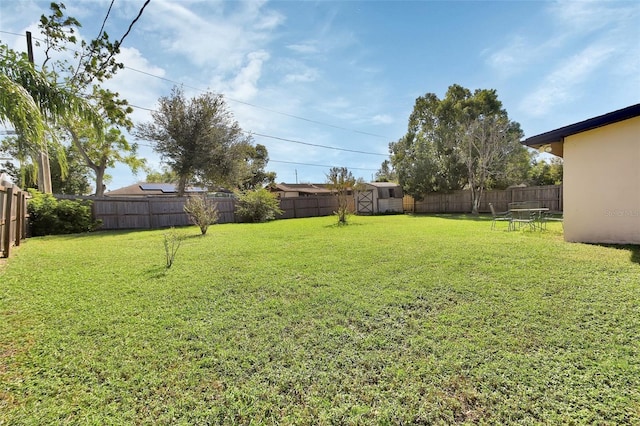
[104,183,208,197]
[356,182,404,215]
[522,104,640,244]
[269,183,335,198]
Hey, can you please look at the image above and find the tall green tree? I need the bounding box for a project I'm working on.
[375,159,397,182]
[0,43,101,179]
[35,3,145,196]
[390,84,529,213]
[459,114,525,214]
[1,2,145,194]
[135,86,256,195]
[238,144,276,190]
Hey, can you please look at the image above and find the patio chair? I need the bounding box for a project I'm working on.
[540,211,564,230]
[489,203,512,230]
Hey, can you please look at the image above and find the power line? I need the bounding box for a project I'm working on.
[250,133,387,156]
[268,160,378,172]
[1,30,394,141]
[129,104,389,157]
[124,65,392,140]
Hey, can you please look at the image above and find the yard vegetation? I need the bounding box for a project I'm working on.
[1,215,638,424]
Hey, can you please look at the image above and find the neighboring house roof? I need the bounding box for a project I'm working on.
[522,103,640,156]
[105,183,207,197]
[270,183,335,195]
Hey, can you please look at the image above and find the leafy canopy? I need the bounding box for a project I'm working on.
[390,84,530,211]
[136,86,263,195]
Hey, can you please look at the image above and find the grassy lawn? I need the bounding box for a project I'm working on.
[1,214,639,424]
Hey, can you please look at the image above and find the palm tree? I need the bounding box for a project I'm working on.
[0,43,103,191]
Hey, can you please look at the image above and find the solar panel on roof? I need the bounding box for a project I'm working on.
[139,183,177,192]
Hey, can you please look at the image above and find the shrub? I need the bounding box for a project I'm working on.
[27,190,100,236]
[183,195,218,235]
[235,188,283,223]
[163,227,183,269]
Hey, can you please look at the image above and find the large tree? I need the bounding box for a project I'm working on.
[459,114,525,214]
[237,143,276,191]
[35,3,146,196]
[1,3,146,195]
[389,84,528,213]
[135,86,257,195]
[0,43,102,184]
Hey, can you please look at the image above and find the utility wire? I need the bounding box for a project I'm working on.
[129,104,388,157]
[270,160,378,171]
[250,133,387,156]
[124,66,391,140]
[1,29,394,141]
[92,0,151,79]
[72,0,116,82]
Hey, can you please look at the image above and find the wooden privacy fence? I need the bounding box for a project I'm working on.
[0,182,28,258]
[57,185,561,231]
[59,195,343,230]
[403,185,563,214]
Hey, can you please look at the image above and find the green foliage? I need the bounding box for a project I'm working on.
[1,216,638,424]
[1,3,144,195]
[135,86,254,195]
[27,189,100,236]
[389,84,529,207]
[1,140,92,194]
[235,188,283,223]
[375,159,397,182]
[146,167,178,183]
[237,143,277,191]
[162,227,183,268]
[326,166,362,224]
[528,157,563,186]
[183,195,219,235]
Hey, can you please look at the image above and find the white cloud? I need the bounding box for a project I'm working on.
[520,43,616,116]
[140,0,283,75]
[371,114,394,125]
[286,42,319,55]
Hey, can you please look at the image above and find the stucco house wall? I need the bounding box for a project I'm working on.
[564,116,640,244]
[523,104,640,244]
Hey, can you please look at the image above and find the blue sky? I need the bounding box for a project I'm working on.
[1,0,639,191]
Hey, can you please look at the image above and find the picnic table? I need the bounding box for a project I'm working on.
[509,207,549,230]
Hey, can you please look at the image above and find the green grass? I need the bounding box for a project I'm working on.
[1,215,639,424]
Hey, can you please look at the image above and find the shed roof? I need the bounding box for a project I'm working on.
[522,103,640,149]
[365,182,401,188]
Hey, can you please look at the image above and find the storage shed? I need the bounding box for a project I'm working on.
[356,182,404,215]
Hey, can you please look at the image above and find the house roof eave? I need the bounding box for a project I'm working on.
[522,103,640,149]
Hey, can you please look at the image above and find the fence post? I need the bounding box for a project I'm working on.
[2,185,14,258]
[14,189,24,247]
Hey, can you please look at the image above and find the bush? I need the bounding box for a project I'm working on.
[27,190,100,236]
[184,194,218,235]
[235,188,283,223]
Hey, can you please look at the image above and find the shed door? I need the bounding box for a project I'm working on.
[357,190,374,215]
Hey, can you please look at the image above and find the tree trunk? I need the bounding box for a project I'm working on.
[177,175,188,196]
[94,167,105,196]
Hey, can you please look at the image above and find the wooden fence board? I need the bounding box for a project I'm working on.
[0,183,28,258]
[405,185,562,214]
[53,185,562,232]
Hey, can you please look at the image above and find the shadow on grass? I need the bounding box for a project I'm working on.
[596,244,640,265]
[146,265,168,279]
[405,213,490,222]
